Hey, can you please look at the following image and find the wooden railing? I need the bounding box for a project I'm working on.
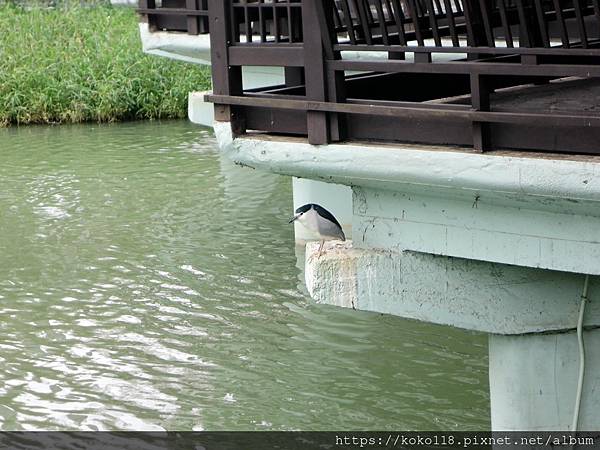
[201,0,600,155]
[138,0,209,35]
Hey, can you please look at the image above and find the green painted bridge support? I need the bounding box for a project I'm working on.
[213,121,600,430]
[304,240,599,430]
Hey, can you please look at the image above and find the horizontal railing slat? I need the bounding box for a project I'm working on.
[327,60,600,77]
[229,46,305,66]
[334,43,600,56]
[137,7,209,16]
[206,94,600,128]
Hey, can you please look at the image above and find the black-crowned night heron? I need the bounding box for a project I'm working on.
[289,203,345,255]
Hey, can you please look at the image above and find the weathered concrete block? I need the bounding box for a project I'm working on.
[305,241,600,335]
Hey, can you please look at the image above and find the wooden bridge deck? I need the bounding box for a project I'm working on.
[139,0,600,155]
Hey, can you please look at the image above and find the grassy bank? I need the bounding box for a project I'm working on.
[0,5,212,126]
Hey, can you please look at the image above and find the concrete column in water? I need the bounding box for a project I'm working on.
[212,122,600,430]
[304,241,600,430]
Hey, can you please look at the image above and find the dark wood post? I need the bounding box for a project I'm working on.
[285,0,310,86]
[515,0,545,49]
[516,1,545,70]
[471,74,490,152]
[316,0,346,141]
[463,0,488,60]
[302,0,329,145]
[199,0,209,34]
[186,0,199,35]
[302,0,346,144]
[139,0,157,32]
[209,0,245,135]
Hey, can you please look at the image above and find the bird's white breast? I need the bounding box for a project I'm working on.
[297,209,321,233]
[297,209,343,240]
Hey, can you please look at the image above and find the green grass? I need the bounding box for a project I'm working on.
[0,4,212,126]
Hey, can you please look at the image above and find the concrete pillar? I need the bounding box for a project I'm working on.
[304,241,599,431]
[211,119,600,431]
[489,330,600,431]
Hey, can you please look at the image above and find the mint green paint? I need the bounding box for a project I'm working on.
[304,241,600,335]
[353,186,600,275]
[214,120,600,432]
[305,241,600,431]
[490,330,600,431]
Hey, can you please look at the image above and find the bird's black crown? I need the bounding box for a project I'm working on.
[295,203,342,230]
[294,204,315,214]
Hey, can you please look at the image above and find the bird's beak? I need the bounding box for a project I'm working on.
[288,213,300,224]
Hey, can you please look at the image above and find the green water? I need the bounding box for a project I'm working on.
[0,121,489,431]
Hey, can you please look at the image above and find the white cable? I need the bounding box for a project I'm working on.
[572,274,590,432]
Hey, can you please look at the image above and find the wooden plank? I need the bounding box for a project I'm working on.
[258,1,266,43]
[461,0,477,47]
[573,0,589,48]
[443,0,459,46]
[328,59,600,77]
[470,73,490,151]
[497,0,513,48]
[199,0,208,33]
[339,0,357,44]
[389,0,407,45]
[424,0,442,46]
[229,46,305,66]
[373,0,390,46]
[317,0,346,141]
[345,113,470,145]
[206,94,600,128]
[332,43,600,56]
[593,0,600,40]
[514,0,532,47]
[244,2,252,43]
[313,0,338,59]
[477,0,494,47]
[273,3,280,42]
[137,8,209,15]
[288,3,294,43]
[186,0,199,35]
[405,0,424,45]
[533,0,550,47]
[348,98,471,110]
[355,0,374,44]
[552,0,570,47]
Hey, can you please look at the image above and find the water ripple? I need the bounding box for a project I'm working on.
[0,121,489,431]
